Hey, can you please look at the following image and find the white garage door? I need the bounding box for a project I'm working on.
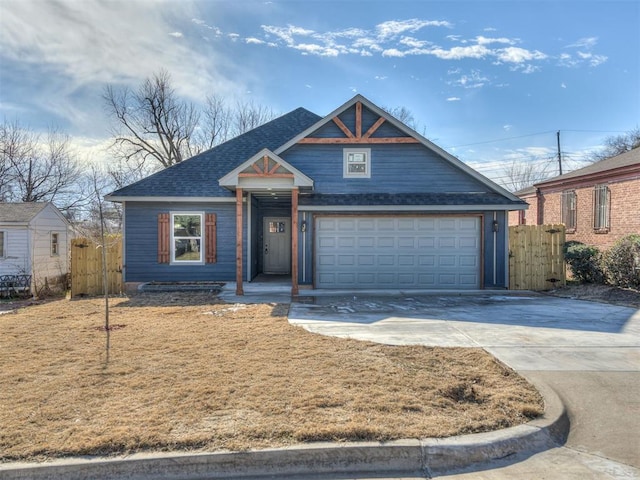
[315,216,481,289]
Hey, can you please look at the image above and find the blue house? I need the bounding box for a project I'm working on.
[107,95,526,295]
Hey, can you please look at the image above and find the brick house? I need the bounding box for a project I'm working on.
[509,147,640,249]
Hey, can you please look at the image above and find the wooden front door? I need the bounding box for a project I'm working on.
[263,217,291,274]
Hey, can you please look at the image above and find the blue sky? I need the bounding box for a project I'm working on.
[1,0,638,186]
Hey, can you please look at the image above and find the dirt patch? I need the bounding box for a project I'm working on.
[546,283,640,308]
[0,292,543,462]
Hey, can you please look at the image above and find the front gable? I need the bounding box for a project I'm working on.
[298,101,419,144]
[219,148,313,190]
[276,95,522,203]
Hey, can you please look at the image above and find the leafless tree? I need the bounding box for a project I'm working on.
[104,71,278,170]
[589,128,640,162]
[501,158,555,192]
[103,69,200,169]
[231,100,276,138]
[193,94,233,152]
[0,119,85,212]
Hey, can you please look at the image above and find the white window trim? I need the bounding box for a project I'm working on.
[170,212,204,265]
[50,232,60,257]
[343,148,371,179]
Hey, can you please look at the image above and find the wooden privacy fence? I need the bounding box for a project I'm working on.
[70,237,122,298]
[509,224,566,290]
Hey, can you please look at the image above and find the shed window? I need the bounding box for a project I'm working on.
[593,185,610,231]
[172,213,203,263]
[51,233,59,256]
[343,148,371,178]
[0,231,5,257]
[561,190,577,232]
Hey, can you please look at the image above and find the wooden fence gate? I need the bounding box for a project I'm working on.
[70,237,122,298]
[509,224,566,290]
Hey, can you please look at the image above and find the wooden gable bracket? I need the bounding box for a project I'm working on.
[299,101,420,145]
[238,155,294,179]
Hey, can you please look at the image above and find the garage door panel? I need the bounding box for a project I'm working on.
[315,216,480,289]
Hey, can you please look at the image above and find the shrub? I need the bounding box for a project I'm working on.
[564,241,605,284]
[603,234,640,289]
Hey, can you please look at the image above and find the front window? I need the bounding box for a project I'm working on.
[593,185,610,231]
[0,231,5,257]
[561,190,577,231]
[343,148,371,178]
[172,213,203,263]
[51,233,59,256]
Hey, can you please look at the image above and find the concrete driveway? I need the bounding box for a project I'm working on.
[289,293,640,479]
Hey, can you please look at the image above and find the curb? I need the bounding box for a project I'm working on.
[0,381,568,479]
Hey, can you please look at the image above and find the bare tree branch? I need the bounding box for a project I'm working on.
[589,128,640,162]
[0,120,85,212]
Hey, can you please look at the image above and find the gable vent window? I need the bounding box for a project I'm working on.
[561,190,577,232]
[51,233,59,256]
[343,148,371,178]
[593,184,610,232]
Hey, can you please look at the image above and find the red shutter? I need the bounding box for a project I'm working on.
[205,213,217,264]
[158,213,170,264]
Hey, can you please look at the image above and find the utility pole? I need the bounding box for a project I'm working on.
[556,130,563,175]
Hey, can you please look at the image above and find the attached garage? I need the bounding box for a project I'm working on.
[314,215,481,289]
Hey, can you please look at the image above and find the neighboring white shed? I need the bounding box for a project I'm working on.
[0,202,71,293]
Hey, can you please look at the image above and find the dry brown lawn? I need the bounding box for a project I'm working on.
[0,293,543,462]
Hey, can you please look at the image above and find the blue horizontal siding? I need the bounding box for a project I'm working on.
[124,202,245,283]
[282,143,487,194]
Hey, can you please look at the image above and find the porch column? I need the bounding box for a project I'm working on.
[235,188,244,295]
[291,187,299,296]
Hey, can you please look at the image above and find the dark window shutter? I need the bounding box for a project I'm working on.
[158,213,170,264]
[205,213,217,264]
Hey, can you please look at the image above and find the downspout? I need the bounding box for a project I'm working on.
[493,211,497,287]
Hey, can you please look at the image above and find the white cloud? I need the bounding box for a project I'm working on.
[0,0,242,134]
[374,75,388,80]
[228,33,240,41]
[503,124,513,131]
[376,19,451,39]
[484,27,497,32]
[168,32,183,38]
[566,37,598,49]
[446,97,461,101]
[495,47,547,63]
[561,82,567,88]
[382,48,406,58]
[245,37,265,45]
[399,36,430,48]
[475,35,515,46]
[261,24,314,45]
[428,45,491,60]
[448,70,489,89]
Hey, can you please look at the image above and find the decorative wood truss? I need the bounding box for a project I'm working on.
[298,101,419,145]
[237,155,294,179]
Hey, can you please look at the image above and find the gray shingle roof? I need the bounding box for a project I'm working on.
[536,147,640,186]
[299,192,526,206]
[0,202,49,223]
[108,108,322,198]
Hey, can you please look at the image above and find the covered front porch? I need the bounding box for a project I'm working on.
[218,148,313,296]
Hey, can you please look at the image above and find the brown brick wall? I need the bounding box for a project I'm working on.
[508,193,538,226]
[541,178,640,249]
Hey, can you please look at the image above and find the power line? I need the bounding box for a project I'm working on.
[446,131,556,148]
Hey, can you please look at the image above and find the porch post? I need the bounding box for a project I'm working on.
[235,188,244,295]
[291,187,299,296]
